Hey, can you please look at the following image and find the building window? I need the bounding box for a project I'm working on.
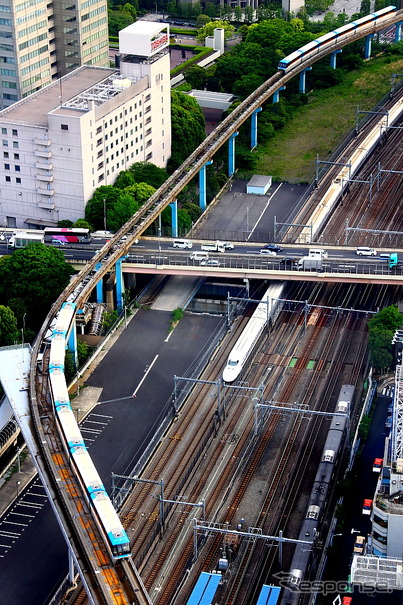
[16,177,21,183]
[1,127,6,134]
[98,173,104,182]
[61,124,68,130]
[15,165,20,171]
[97,138,102,146]
[12,128,17,136]
[4,162,9,169]
[3,151,8,158]
[96,125,102,134]
[14,153,19,159]
[5,175,10,181]
[2,139,7,146]
[13,141,18,148]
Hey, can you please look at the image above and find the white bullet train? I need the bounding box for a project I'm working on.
[223,282,285,383]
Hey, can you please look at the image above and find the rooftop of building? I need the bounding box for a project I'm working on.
[120,21,167,36]
[0,66,118,127]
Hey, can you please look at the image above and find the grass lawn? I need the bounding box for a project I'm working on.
[254,56,403,183]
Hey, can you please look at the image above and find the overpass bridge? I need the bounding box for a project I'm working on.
[22,8,403,605]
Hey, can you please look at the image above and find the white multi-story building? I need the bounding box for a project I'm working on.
[0,21,171,229]
[0,0,109,110]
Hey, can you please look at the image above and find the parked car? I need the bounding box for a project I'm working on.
[353,535,366,554]
[263,244,283,252]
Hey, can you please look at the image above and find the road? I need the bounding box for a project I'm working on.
[0,310,222,604]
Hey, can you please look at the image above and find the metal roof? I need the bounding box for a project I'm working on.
[186,572,221,605]
[256,584,281,605]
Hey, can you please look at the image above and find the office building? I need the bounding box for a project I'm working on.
[0,21,171,229]
[0,0,109,110]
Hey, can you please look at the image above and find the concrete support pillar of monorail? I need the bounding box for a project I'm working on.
[250,107,262,149]
[330,49,342,69]
[299,66,312,94]
[95,262,103,303]
[170,200,178,237]
[67,316,78,367]
[272,86,285,103]
[199,160,213,211]
[228,132,238,177]
[115,257,125,313]
[395,21,403,42]
[365,34,374,60]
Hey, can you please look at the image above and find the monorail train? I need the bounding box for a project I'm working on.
[48,302,130,560]
[280,384,355,604]
[278,6,396,71]
[223,282,284,383]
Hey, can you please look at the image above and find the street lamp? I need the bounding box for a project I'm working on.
[16,480,21,498]
[76,407,81,423]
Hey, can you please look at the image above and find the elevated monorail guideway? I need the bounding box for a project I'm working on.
[28,6,403,603]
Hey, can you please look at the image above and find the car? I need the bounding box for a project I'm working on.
[259,249,276,256]
[356,247,377,256]
[263,244,283,252]
[353,535,366,554]
[200,259,220,267]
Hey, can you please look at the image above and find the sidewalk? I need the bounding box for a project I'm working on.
[0,311,136,519]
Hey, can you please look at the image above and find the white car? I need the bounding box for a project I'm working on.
[356,247,376,256]
[260,249,276,256]
[200,259,220,267]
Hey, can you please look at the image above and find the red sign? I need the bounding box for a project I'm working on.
[151,34,168,52]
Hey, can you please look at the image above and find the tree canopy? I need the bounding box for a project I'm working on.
[168,90,206,171]
[368,305,403,371]
[196,20,235,44]
[0,305,20,346]
[0,244,74,328]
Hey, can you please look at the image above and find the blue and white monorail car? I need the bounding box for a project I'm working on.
[278,6,396,71]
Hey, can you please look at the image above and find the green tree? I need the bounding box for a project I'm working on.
[85,185,122,230]
[367,305,403,371]
[108,10,133,37]
[58,219,74,228]
[114,170,136,189]
[196,13,210,27]
[123,182,156,204]
[204,2,216,18]
[129,161,169,188]
[121,2,137,21]
[184,64,207,89]
[107,193,139,232]
[73,219,93,231]
[168,90,206,171]
[0,305,20,346]
[0,244,74,328]
[196,20,235,44]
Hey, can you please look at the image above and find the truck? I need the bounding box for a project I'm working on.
[201,241,226,252]
[308,248,328,259]
[9,231,45,248]
[297,256,323,271]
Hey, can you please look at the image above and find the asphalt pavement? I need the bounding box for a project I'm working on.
[0,309,223,604]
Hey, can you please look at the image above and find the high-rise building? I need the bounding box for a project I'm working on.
[0,0,109,110]
[0,21,171,229]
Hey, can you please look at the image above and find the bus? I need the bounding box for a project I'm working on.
[43,227,91,243]
[9,231,45,248]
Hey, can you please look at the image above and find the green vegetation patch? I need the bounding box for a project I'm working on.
[255,57,403,183]
[289,357,298,367]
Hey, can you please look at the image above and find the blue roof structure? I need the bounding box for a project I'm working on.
[256,584,281,605]
[186,572,221,605]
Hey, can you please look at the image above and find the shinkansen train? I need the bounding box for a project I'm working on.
[48,302,130,560]
[223,282,285,383]
[278,6,396,71]
[279,384,354,604]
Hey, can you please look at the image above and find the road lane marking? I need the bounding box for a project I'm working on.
[247,183,283,241]
[132,355,159,397]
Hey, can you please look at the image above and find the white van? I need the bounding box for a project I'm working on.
[189,251,209,261]
[356,247,376,256]
[173,239,193,249]
[308,248,328,259]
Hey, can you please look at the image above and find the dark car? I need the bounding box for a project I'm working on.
[264,244,283,252]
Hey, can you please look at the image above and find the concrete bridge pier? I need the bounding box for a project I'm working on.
[199,160,213,211]
[299,67,312,93]
[330,49,342,69]
[115,257,125,313]
[170,200,178,237]
[228,132,238,177]
[95,262,103,303]
[272,86,285,103]
[365,34,374,60]
[250,107,262,149]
